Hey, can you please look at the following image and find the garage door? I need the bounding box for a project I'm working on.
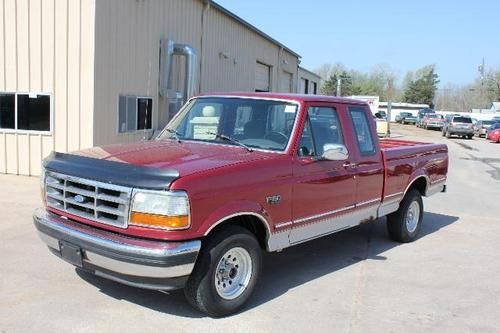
[279,71,293,93]
[255,62,271,92]
[299,78,308,94]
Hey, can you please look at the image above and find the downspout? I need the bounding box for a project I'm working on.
[200,1,210,92]
[277,47,283,92]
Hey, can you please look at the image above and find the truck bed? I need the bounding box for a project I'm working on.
[379,138,431,149]
[379,138,448,201]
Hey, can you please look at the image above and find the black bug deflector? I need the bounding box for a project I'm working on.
[43,152,180,190]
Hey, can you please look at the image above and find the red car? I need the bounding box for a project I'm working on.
[487,123,500,142]
[34,93,449,316]
[422,114,445,130]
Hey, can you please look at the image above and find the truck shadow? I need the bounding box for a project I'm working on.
[75,211,458,318]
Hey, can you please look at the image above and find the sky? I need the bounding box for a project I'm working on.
[215,0,500,87]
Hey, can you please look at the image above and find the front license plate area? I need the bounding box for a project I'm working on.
[59,241,83,267]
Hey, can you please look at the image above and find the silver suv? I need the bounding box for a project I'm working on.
[442,116,474,139]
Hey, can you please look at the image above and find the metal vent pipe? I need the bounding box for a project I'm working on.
[159,39,199,104]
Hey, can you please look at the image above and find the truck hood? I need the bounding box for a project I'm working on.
[73,139,274,177]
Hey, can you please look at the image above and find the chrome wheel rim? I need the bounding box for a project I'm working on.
[406,201,420,233]
[215,247,252,300]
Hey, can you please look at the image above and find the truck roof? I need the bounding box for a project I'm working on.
[196,92,368,106]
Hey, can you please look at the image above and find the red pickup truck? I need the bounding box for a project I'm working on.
[35,93,448,317]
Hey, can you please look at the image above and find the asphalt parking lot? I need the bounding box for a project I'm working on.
[1,123,499,333]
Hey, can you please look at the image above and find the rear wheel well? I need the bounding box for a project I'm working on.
[407,177,427,197]
[207,215,268,250]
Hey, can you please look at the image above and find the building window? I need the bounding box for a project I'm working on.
[118,95,153,133]
[312,82,318,94]
[0,93,51,132]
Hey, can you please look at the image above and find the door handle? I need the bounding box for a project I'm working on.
[343,162,357,169]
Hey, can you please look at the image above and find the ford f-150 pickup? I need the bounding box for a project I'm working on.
[34,93,448,317]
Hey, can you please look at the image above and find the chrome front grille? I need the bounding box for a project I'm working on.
[45,172,132,228]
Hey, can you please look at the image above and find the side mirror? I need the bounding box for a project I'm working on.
[321,144,349,161]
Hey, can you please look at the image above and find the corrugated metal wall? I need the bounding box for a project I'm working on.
[0,0,95,176]
[93,0,204,146]
[93,0,299,146]
[201,6,298,93]
[1,0,300,173]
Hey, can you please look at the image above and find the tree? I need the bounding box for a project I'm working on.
[316,62,398,99]
[402,65,439,107]
[320,71,354,96]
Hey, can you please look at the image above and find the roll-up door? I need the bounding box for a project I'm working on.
[255,62,271,92]
[279,71,293,93]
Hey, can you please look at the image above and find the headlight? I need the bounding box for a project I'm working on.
[129,190,190,230]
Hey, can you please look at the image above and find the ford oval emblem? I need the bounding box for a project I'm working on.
[74,195,86,204]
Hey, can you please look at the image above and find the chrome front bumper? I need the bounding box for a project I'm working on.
[33,208,201,290]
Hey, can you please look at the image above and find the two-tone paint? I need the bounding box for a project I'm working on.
[43,93,448,253]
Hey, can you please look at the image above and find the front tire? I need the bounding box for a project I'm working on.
[387,189,423,242]
[184,225,261,317]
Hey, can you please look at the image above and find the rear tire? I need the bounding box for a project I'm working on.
[467,135,473,140]
[387,189,423,242]
[184,225,261,317]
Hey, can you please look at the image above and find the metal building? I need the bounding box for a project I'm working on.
[0,0,303,176]
[298,67,321,95]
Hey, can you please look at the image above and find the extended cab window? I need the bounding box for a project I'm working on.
[298,106,344,156]
[349,107,375,156]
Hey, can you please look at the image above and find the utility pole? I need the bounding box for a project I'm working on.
[336,75,350,97]
[387,78,394,136]
[478,57,485,84]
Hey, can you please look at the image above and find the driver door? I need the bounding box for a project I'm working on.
[290,104,357,244]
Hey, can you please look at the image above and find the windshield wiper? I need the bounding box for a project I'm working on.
[165,128,182,143]
[207,132,253,152]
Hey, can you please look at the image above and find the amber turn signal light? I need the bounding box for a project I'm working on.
[129,212,189,230]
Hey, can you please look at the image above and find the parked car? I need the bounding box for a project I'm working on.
[474,120,497,138]
[374,110,387,120]
[486,122,500,143]
[416,108,435,127]
[396,112,417,124]
[422,114,445,130]
[442,115,474,139]
[34,93,449,317]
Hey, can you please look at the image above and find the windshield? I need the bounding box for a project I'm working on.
[159,97,299,151]
[483,120,494,125]
[453,117,472,123]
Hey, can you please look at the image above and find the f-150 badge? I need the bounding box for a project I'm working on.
[266,194,281,205]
